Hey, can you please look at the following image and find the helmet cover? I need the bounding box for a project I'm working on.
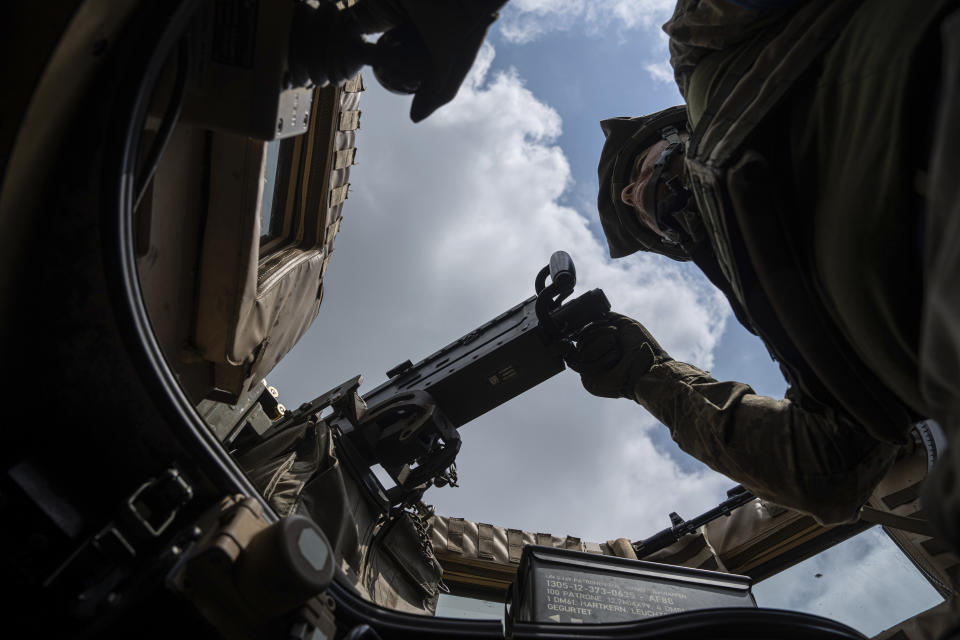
[597,105,690,261]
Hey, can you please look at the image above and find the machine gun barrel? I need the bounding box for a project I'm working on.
[632,485,756,558]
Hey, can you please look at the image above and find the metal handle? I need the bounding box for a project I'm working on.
[535,251,578,337]
[549,251,576,290]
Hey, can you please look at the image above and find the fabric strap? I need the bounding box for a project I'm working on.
[859,506,934,537]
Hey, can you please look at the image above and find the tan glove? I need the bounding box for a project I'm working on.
[566,312,671,399]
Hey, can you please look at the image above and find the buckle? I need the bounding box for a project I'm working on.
[126,468,194,537]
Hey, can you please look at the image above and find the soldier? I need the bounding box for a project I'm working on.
[572,0,960,552]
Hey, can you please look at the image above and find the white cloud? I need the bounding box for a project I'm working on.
[644,60,675,85]
[498,0,674,43]
[269,44,731,542]
[496,0,677,93]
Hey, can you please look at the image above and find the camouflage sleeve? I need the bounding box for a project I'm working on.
[663,0,796,98]
[632,359,900,525]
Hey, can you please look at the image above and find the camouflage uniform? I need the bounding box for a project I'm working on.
[596,0,960,534]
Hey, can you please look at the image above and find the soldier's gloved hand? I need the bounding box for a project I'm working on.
[566,312,671,399]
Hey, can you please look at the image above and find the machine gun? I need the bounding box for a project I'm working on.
[279,251,610,511]
[632,485,757,558]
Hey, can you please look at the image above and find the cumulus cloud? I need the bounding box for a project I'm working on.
[268,44,731,542]
[497,1,677,93]
[498,0,675,43]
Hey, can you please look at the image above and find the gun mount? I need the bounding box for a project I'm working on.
[277,251,610,511]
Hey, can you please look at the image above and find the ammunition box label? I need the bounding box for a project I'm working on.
[535,568,753,624]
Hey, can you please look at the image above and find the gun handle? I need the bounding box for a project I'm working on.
[548,251,576,290]
[535,251,578,337]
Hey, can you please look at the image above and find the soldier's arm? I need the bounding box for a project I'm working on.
[663,0,806,98]
[632,359,900,525]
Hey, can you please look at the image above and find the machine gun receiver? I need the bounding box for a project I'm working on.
[281,251,610,510]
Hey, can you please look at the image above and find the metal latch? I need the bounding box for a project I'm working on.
[43,467,195,617]
[126,468,194,537]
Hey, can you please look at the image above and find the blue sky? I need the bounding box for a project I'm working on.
[266,2,940,633]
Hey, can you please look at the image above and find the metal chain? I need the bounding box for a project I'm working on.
[405,500,435,559]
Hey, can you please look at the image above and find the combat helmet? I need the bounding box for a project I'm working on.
[597,105,690,261]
